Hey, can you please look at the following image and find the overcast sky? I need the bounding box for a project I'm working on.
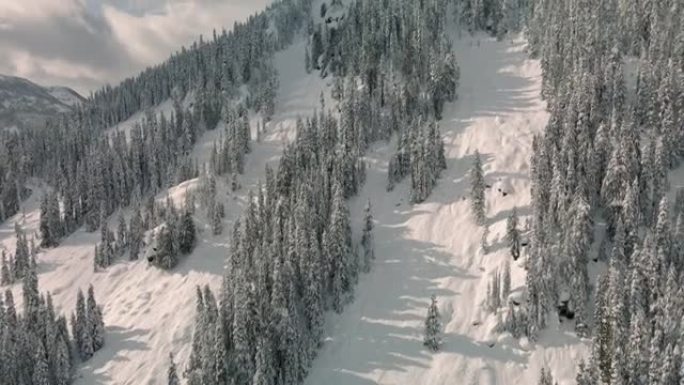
[0,0,270,95]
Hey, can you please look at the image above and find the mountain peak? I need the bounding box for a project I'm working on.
[0,74,84,131]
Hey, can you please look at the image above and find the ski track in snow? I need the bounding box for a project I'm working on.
[304,35,588,385]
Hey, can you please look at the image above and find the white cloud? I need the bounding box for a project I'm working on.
[0,0,270,95]
[0,0,86,23]
[103,0,268,66]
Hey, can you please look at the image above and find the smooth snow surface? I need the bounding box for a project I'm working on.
[304,35,588,385]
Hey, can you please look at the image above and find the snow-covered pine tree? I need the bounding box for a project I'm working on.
[22,257,40,326]
[501,261,511,304]
[155,224,176,270]
[1,251,11,285]
[39,194,56,248]
[325,181,354,312]
[13,227,30,280]
[128,208,143,260]
[212,201,224,236]
[423,295,442,352]
[361,199,375,273]
[116,212,128,254]
[538,367,555,385]
[32,340,50,385]
[506,207,521,260]
[87,285,105,352]
[179,207,197,254]
[470,150,486,225]
[73,289,93,360]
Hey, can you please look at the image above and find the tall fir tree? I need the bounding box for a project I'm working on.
[470,150,486,225]
[423,295,442,352]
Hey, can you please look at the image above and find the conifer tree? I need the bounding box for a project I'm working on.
[179,208,197,254]
[470,150,486,225]
[325,181,354,312]
[212,201,224,236]
[32,341,50,385]
[87,285,105,352]
[128,208,143,260]
[39,194,56,248]
[1,251,11,285]
[506,207,521,260]
[501,261,511,304]
[538,367,555,385]
[423,295,442,352]
[361,200,375,273]
[73,289,93,360]
[116,212,128,253]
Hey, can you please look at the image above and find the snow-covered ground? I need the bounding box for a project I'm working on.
[0,26,597,385]
[304,35,588,385]
[46,86,85,107]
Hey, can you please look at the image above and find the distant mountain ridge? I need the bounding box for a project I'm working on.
[0,74,85,130]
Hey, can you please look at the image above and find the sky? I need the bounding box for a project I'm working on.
[0,0,270,96]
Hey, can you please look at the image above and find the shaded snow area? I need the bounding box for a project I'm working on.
[0,38,328,385]
[304,35,588,385]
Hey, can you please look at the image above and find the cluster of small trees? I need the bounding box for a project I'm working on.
[486,261,511,314]
[574,202,684,384]
[91,191,197,271]
[71,285,105,361]
[39,191,65,248]
[148,205,197,270]
[388,121,448,203]
[210,105,253,176]
[458,0,525,37]
[0,259,105,385]
[308,0,459,203]
[537,367,557,385]
[310,0,459,118]
[6,0,315,249]
[0,129,30,223]
[522,0,683,346]
[1,225,36,286]
[196,173,228,236]
[183,96,375,384]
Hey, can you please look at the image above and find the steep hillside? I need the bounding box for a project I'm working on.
[0,75,82,130]
[305,34,587,385]
[0,0,680,384]
[0,31,581,385]
[0,37,328,385]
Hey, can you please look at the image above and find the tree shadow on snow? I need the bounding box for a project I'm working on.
[307,36,543,384]
[75,326,149,384]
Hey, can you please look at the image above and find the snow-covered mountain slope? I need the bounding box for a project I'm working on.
[304,35,587,385]
[0,74,83,130]
[46,86,86,108]
[0,38,328,385]
[0,31,585,385]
